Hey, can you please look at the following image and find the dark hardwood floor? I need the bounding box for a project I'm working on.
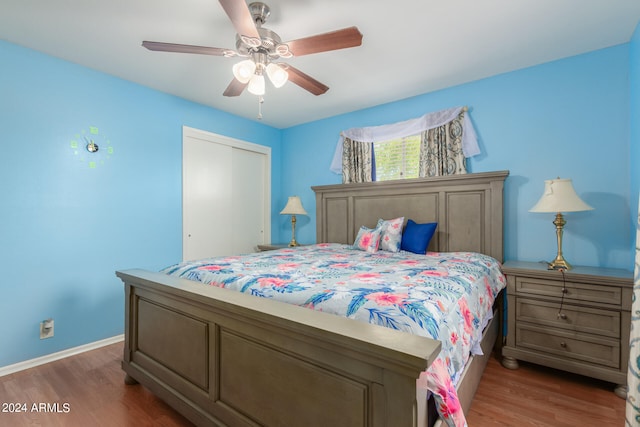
[0,342,192,427]
[466,354,626,426]
[0,342,626,426]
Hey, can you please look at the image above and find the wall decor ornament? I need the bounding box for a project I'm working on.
[70,126,113,168]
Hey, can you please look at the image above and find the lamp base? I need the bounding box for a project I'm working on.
[288,214,299,247]
[547,212,572,271]
[548,256,571,271]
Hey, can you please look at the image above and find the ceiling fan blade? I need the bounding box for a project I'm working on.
[223,78,248,97]
[285,27,363,57]
[218,0,260,40]
[142,41,233,56]
[285,65,329,96]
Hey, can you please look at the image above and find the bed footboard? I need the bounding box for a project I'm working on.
[116,269,441,427]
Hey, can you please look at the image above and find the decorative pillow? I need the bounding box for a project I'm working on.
[353,226,382,253]
[400,219,437,254]
[376,216,405,252]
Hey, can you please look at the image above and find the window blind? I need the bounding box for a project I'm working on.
[373,135,421,181]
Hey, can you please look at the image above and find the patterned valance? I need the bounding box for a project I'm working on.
[330,106,480,175]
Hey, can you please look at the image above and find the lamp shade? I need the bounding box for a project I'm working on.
[530,178,593,213]
[232,59,256,84]
[266,63,288,88]
[280,196,307,215]
[247,74,266,96]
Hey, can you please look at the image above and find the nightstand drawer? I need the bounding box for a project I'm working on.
[516,323,620,369]
[515,277,621,306]
[517,298,621,338]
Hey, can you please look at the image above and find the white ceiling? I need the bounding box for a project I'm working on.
[2,0,640,128]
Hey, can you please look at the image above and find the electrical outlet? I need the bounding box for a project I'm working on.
[40,319,54,339]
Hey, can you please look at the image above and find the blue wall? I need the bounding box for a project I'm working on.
[282,45,633,271]
[0,41,282,367]
[1,34,636,368]
[631,24,640,231]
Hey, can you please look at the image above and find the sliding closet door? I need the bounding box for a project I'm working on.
[231,147,267,254]
[182,127,270,261]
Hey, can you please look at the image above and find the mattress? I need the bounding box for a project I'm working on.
[162,243,506,427]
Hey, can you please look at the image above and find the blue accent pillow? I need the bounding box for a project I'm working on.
[400,220,437,254]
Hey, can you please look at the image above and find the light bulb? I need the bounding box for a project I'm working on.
[266,63,288,88]
[247,74,265,95]
[232,60,256,84]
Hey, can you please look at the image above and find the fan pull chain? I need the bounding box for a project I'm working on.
[257,96,264,120]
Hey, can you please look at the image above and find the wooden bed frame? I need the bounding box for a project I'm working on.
[116,170,508,427]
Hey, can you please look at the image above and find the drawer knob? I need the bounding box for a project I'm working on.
[560,341,567,348]
[557,313,567,320]
[561,288,568,294]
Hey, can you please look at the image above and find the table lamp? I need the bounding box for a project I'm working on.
[529,178,593,270]
[280,196,307,247]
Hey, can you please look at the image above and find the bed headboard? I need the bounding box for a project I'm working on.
[312,170,509,262]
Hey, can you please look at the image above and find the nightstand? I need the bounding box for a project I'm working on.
[501,260,633,398]
[257,243,305,251]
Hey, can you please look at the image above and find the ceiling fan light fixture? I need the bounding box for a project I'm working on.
[247,74,266,95]
[266,63,288,88]
[142,1,362,101]
[232,59,256,83]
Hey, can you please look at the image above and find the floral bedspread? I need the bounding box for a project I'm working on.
[162,243,505,427]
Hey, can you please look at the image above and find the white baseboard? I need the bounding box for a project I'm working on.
[0,334,124,377]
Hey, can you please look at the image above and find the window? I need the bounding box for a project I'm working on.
[373,135,421,181]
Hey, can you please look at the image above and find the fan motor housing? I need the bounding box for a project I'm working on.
[249,2,270,25]
[236,27,282,58]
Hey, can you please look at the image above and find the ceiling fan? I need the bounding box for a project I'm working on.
[142,0,363,98]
